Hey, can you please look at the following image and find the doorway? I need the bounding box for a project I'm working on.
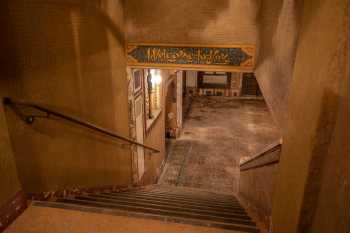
[134,95,145,180]
[242,73,262,96]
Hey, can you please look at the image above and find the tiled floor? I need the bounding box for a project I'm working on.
[159,96,280,194]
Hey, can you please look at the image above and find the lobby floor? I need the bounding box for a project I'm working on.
[159,96,280,194]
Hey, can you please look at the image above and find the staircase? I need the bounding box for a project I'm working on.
[35,185,259,233]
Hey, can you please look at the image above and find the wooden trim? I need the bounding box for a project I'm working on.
[0,190,27,232]
[127,42,256,48]
[132,69,143,95]
[127,64,254,73]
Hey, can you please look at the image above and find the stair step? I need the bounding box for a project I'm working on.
[148,185,235,195]
[40,185,260,232]
[34,201,259,233]
[89,193,246,214]
[126,189,238,203]
[121,187,237,200]
[57,198,255,226]
[142,187,237,199]
[106,192,240,208]
[132,186,237,199]
[75,195,249,219]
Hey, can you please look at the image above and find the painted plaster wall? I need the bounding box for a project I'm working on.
[255,0,302,129]
[310,46,350,232]
[125,0,258,45]
[272,0,350,232]
[0,0,132,194]
[0,105,21,206]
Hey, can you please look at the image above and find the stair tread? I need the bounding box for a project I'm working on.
[76,195,249,219]
[35,201,259,233]
[57,198,255,226]
[105,192,240,208]
[129,188,238,200]
[39,186,260,233]
[148,185,235,197]
[122,190,238,203]
[89,193,247,213]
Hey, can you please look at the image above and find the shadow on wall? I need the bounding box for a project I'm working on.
[125,0,258,44]
[297,88,340,233]
[0,0,131,193]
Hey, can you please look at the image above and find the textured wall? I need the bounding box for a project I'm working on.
[272,0,350,232]
[0,105,21,206]
[255,0,302,129]
[0,0,132,193]
[125,0,258,45]
[239,147,281,230]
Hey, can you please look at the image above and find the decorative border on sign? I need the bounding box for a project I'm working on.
[0,190,27,232]
[127,43,255,72]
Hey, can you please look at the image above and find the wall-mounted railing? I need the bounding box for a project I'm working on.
[240,139,282,171]
[239,138,282,231]
[3,97,160,154]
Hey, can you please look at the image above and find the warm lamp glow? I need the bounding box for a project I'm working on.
[150,69,162,85]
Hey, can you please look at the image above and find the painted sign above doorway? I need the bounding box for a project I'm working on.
[127,43,255,72]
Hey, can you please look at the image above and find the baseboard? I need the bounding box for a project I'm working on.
[0,190,27,232]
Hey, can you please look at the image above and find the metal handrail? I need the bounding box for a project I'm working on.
[3,97,160,154]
